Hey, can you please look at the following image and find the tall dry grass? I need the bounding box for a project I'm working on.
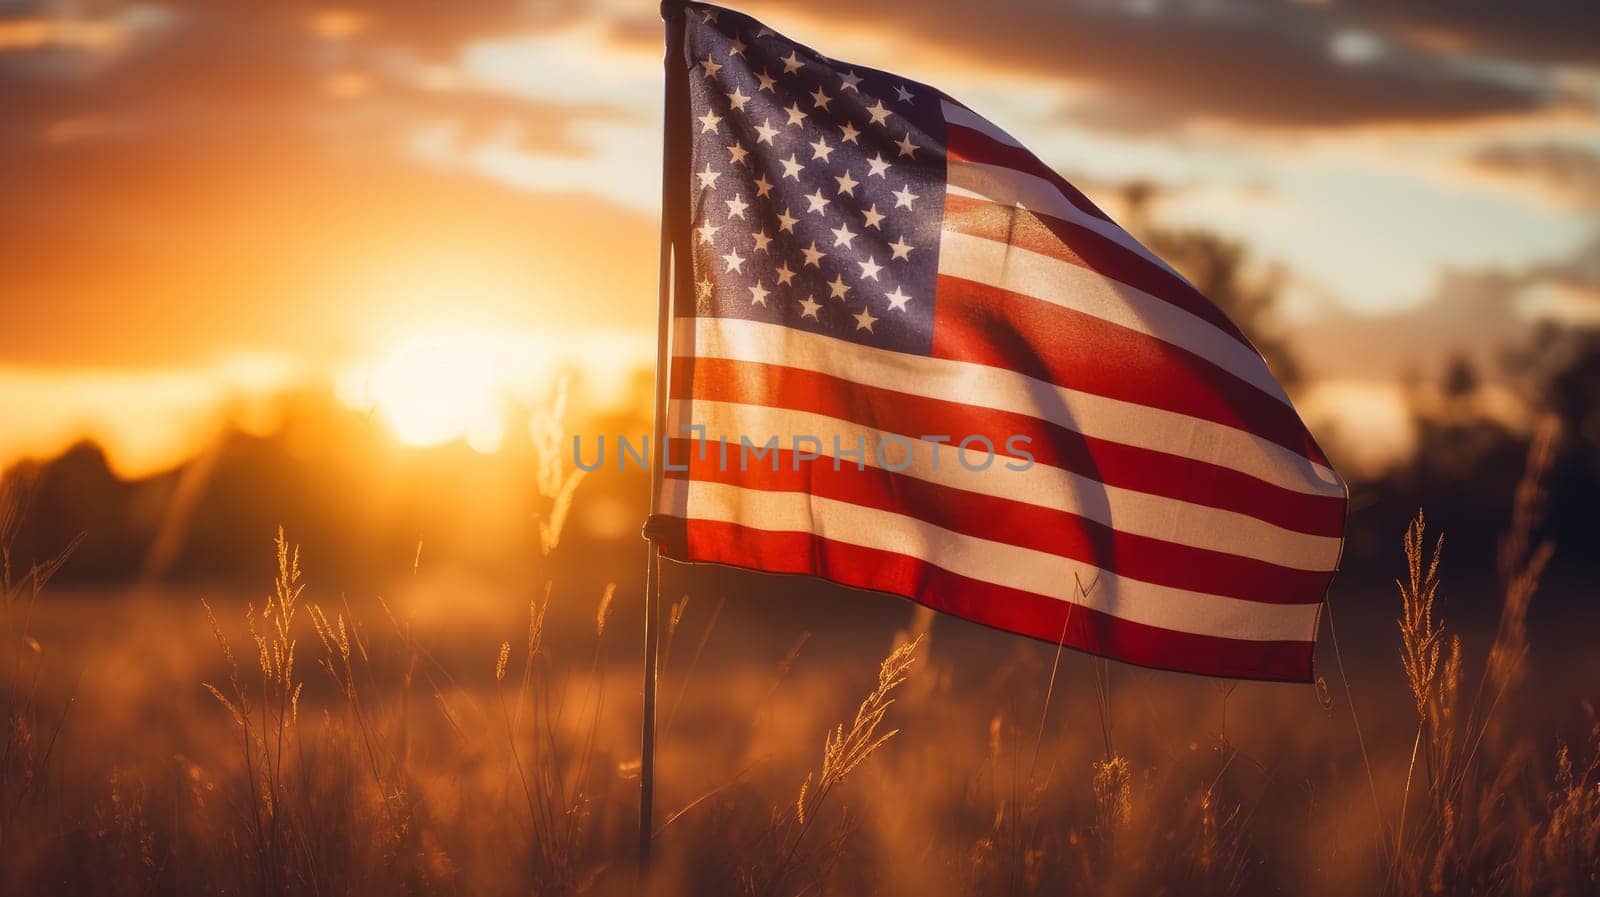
[0,409,1595,896]
[1380,418,1597,897]
[187,531,928,897]
[0,476,79,865]
[758,634,922,897]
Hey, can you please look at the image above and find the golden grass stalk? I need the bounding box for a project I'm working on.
[491,585,612,894]
[759,635,922,897]
[1390,423,1565,896]
[1392,510,1458,890]
[1091,755,1133,837]
[200,527,307,895]
[1397,512,1446,722]
[1520,723,1600,893]
[529,377,587,556]
[811,635,920,807]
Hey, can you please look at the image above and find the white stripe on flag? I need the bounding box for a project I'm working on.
[661,477,1323,643]
[673,317,1344,496]
[938,230,1294,407]
[676,397,1342,572]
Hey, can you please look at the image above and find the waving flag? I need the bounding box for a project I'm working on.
[650,1,1346,681]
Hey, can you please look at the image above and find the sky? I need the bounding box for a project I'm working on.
[2,0,1598,476]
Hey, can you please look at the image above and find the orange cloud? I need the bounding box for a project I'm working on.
[0,17,124,52]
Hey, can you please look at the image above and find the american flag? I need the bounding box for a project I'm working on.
[652,1,1346,681]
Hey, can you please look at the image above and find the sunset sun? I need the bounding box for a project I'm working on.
[345,332,516,452]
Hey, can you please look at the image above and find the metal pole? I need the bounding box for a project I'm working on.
[638,550,663,873]
[641,1,688,874]
[638,169,671,879]
[638,270,670,871]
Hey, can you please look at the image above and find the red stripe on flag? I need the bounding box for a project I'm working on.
[667,442,1338,605]
[673,355,1346,537]
[933,276,1332,468]
[658,517,1317,682]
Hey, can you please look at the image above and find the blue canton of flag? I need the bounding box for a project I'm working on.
[682,4,947,355]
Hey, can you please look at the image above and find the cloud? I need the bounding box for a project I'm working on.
[738,0,1583,134]
[2,0,1597,354]
[274,0,661,61]
[0,3,178,77]
[1469,142,1600,209]
[1524,232,1600,327]
[390,18,664,212]
[0,0,671,370]
[409,115,660,214]
[456,22,658,120]
[0,16,123,52]
[1286,231,1600,468]
[1339,0,1600,67]
[1291,233,1600,389]
[1518,281,1600,327]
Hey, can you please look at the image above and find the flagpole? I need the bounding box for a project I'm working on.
[639,529,663,874]
[641,0,689,875]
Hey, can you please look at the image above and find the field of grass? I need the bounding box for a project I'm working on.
[1,439,1597,897]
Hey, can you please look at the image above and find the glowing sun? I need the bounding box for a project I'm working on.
[343,333,518,452]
